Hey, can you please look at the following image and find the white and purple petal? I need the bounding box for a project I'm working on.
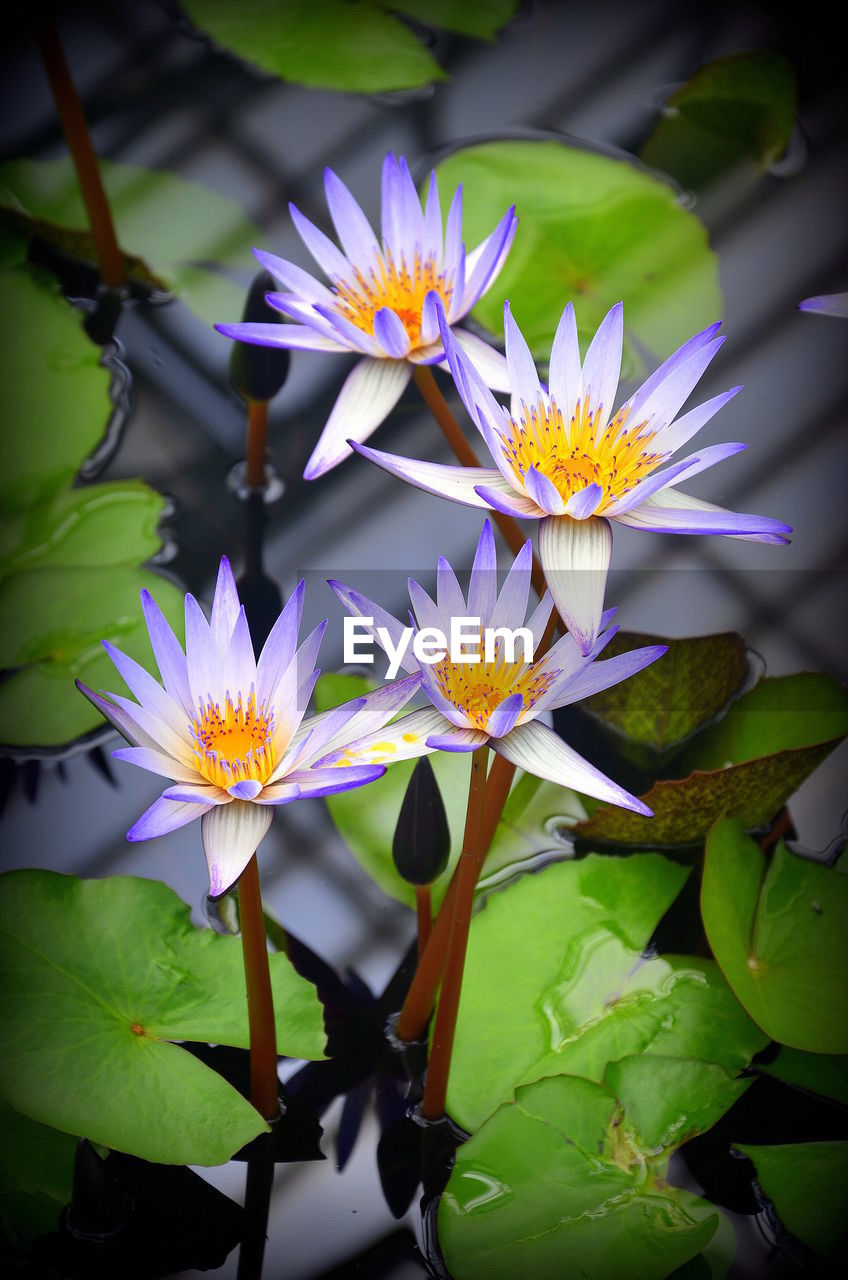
[538,514,612,656]
[304,358,412,480]
[324,167,380,268]
[201,800,274,898]
[580,301,623,434]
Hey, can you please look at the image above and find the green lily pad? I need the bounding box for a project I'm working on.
[0,157,263,325]
[579,631,749,757]
[736,1142,848,1259]
[0,871,326,1166]
[447,853,712,1132]
[0,266,111,515]
[757,1046,848,1107]
[604,1055,750,1152]
[314,673,471,909]
[433,139,721,375]
[0,1101,76,1252]
[478,772,586,887]
[702,820,848,1053]
[439,1071,726,1280]
[641,52,797,191]
[182,0,518,94]
[575,673,848,846]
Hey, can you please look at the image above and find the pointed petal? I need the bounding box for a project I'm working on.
[101,640,190,746]
[548,301,582,425]
[162,783,229,805]
[629,336,726,435]
[474,481,545,518]
[328,580,415,673]
[140,590,192,716]
[304,359,411,479]
[504,301,541,411]
[283,764,386,799]
[526,591,555,653]
[408,578,444,634]
[256,579,305,706]
[312,304,381,356]
[485,691,524,738]
[373,307,412,358]
[184,593,220,709]
[437,312,511,460]
[564,482,604,519]
[420,290,443,346]
[653,386,742,456]
[468,519,498,626]
[443,184,463,279]
[210,556,241,650]
[604,455,705,518]
[648,441,747,490]
[493,720,651,814]
[105,691,196,766]
[615,489,792,542]
[549,645,668,709]
[127,794,213,842]
[799,291,848,318]
[297,672,422,765]
[352,442,503,509]
[252,247,335,306]
[489,540,533,633]
[289,201,350,279]
[425,727,489,752]
[622,322,722,425]
[451,329,510,391]
[315,706,450,767]
[461,206,517,314]
[538,515,612,655]
[581,301,623,433]
[201,801,274,897]
[214,321,344,353]
[422,170,442,261]
[391,156,425,253]
[112,745,196,783]
[324,167,380,268]
[525,465,566,515]
[436,555,467,618]
[380,153,404,255]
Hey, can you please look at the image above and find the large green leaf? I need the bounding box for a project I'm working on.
[702,820,848,1053]
[439,1071,728,1280]
[0,267,111,515]
[757,1046,848,1107]
[433,139,721,375]
[183,0,518,93]
[576,673,848,846]
[578,631,749,757]
[736,1142,848,1259]
[641,52,797,191]
[446,853,748,1132]
[0,1102,75,1252]
[0,872,326,1166]
[479,773,586,886]
[0,157,263,325]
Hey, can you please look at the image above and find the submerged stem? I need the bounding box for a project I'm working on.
[421,745,489,1120]
[412,366,546,596]
[36,22,125,289]
[237,854,279,1121]
[245,398,269,489]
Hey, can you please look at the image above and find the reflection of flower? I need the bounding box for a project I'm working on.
[215,153,516,479]
[77,558,420,896]
[325,521,662,815]
[353,301,792,654]
[799,292,848,319]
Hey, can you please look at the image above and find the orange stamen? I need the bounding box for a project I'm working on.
[192,691,276,790]
[333,248,452,348]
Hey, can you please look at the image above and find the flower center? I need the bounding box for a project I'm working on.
[432,631,555,731]
[502,395,665,510]
[332,248,453,348]
[191,691,276,790]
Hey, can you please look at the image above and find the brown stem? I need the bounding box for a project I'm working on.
[394,751,516,1043]
[245,398,269,489]
[237,854,279,1121]
[413,366,546,597]
[415,885,432,953]
[421,745,489,1120]
[36,22,125,289]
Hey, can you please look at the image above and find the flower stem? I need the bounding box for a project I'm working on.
[416,884,432,953]
[237,854,279,1121]
[36,21,125,289]
[412,365,546,596]
[245,398,269,489]
[394,751,515,1044]
[421,745,489,1120]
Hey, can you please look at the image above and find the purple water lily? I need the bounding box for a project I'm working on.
[798,291,848,318]
[215,152,516,479]
[324,521,663,816]
[77,558,420,896]
[352,300,792,654]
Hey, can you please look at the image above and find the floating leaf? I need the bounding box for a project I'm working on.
[702,820,848,1053]
[0,267,110,515]
[384,0,518,40]
[757,1046,848,1108]
[314,673,470,908]
[736,1141,848,1259]
[576,673,848,846]
[641,52,797,191]
[447,853,746,1132]
[0,1102,75,1252]
[579,631,749,756]
[0,872,326,1166]
[439,1071,727,1280]
[479,773,586,885]
[0,157,263,325]
[434,139,721,374]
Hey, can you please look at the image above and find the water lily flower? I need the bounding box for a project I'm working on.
[352,300,792,654]
[323,521,663,816]
[215,152,516,479]
[798,291,848,318]
[77,558,421,896]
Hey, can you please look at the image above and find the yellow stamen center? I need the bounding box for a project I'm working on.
[503,395,665,510]
[192,691,276,790]
[333,248,452,348]
[433,629,555,731]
